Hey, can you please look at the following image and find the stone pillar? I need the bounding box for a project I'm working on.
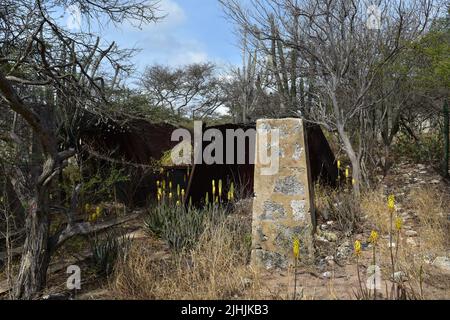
[251,118,315,270]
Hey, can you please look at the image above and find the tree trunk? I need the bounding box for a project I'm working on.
[13,192,51,300]
[350,157,362,198]
[338,125,361,198]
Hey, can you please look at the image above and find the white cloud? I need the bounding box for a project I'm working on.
[100,0,209,69]
[172,48,208,65]
[121,0,186,31]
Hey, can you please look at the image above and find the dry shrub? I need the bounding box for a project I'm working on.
[315,183,362,234]
[361,188,390,233]
[112,214,262,299]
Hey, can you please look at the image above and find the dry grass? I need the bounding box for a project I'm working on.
[111,214,263,300]
[360,185,449,299]
[109,184,449,300]
[361,188,391,234]
[408,186,449,256]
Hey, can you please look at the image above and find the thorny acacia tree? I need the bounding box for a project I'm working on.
[221,0,439,196]
[140,63,225,119]
[0,0,160,299]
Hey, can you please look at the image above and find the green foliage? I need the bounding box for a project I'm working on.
[144,203,227,251]
[89,231,132,276]
[393,132,443,165]
[62,163,129,205]
[410,15,450,93]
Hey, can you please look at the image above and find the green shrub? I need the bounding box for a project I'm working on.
[90,231,132,276]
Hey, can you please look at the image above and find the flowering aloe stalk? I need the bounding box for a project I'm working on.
[293,238,300,300]
[368,230,379,299]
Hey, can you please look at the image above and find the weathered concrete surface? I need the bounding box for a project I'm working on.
[251,118,315,270]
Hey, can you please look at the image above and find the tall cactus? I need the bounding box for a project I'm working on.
[443,100,449,178]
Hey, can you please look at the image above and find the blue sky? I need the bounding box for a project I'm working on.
[94,0,241,73]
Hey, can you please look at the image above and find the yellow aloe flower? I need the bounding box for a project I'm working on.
[352,178,356,185]
[218,179,222,197]
[162,180,166,190]
[177,184,180,197]
[95,206,101,217]
[169,192,173,199]
[176,200,180,206]
[337,160,341,169]
[354,240,362,256]
[230,182,235,200]
[215,196,219,203]
[212,179,216,197]
[368,230,379,245]
[156,180,160,187]
[395,217,403,231]
[169,181,172,190]
[388,195,395,212]
[227,191,231,201]
[293,238,300,260]
[157,194,161,202]
[345,167,350,179]
[181,189,185,199]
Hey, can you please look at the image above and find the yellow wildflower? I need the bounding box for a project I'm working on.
[395,217,402,231]
[337,160,341,169]
[354,240,362,256]
[368,230,379,245]
[230,182,235,200]
[169,192,173,199]
[293,238,300,260]
[388,195,395,212]
[345,167,350,179]
[218,179,222,197]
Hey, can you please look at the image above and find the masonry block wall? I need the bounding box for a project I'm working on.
[251,118,315,270]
